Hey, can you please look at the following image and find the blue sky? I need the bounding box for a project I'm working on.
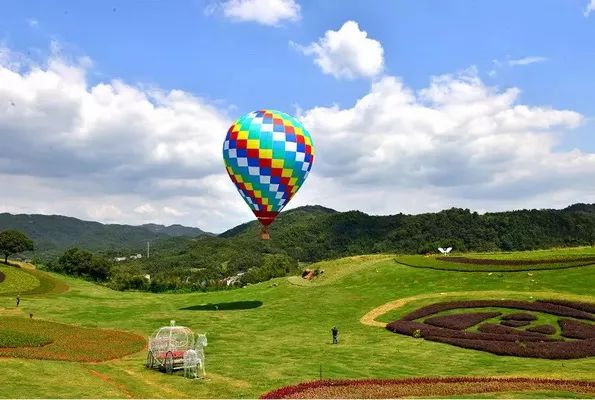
[0,0,594,231]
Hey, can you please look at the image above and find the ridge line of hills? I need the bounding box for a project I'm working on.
[1,203,593,263]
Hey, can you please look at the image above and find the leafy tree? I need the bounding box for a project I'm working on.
[53,248,111,281]
[0,229,34,264]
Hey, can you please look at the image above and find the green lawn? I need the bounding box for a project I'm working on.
[0,265,40,295]
[0,248,594,398]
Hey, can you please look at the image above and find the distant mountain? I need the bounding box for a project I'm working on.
[141,223,209,237]
[0,213,210,260]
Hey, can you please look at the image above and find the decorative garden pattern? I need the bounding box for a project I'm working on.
[386,299,595,359]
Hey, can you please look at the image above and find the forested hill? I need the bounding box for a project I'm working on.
[0,213,208,259]
[216,203,595,261]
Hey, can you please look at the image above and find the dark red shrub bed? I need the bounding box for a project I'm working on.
[0,271,5,283]
[502,312,537,321]
[501,320,530,327]
[401,300,594,321]
[559,319,595,339]
[427,336,595,359]
[477,323,547,338]
[527,325,556,335]
[387,299,595,359]
[424,312,501,330]
[437,256,595,265]
[387,320,557,342]
[538,299,595,314]
[261,377,595,399]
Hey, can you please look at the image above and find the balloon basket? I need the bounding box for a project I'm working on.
[260,226,270,240]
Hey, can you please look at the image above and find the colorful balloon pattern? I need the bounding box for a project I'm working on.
[223,110,315,227]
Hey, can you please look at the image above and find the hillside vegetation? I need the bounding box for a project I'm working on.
[0,213,209,261]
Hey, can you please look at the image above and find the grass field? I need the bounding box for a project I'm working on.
[0,247,594,398]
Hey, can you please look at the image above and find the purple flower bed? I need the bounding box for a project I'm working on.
[538,300,595,314]
[501,320,531,327]
[477,323,546,337]
[387,299,595,359]
[527,325,556,335]
[424,312,501,330]
[559,319,595,339]
[502,312,537,321]
[401,300,594,321]
[387,320,557,342]
[426,336,595,359]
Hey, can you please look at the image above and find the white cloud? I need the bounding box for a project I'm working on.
[508,56,548,66]
[163,206,185,217]
[26,18,39,28]
[294,20,384,79]
[213,0,300,26]
[584,0,595,16]
[299,69,593,213]
[0,45,593,233]
[134,204,156,214]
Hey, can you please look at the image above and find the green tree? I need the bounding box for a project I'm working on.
[55,248,111,281]
[0,230,34,264]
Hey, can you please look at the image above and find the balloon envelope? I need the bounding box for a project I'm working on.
[223,109,314,227]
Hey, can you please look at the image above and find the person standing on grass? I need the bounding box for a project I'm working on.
[16,294,20,307]
[331,326,338,344]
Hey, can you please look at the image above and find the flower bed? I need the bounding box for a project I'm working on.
[0,329,53,348]
[0,317,145,362]
[502,312,537,321]
[0,270,5,283]
[261,377,595,399]
[427,336,595,359]
[436,256,595,265]
[424,312,501,330]
[401,300,594,321]
[477,323,547,338]
[527,325,556,335]
[387,299,595,359]
[501,320,530,327]
[539,299,595,314]
[559,319,595,340]
[387,320,557,342]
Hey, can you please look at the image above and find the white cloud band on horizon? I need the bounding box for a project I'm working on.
[0,45,593,233]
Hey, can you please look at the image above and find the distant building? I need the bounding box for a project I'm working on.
[114,257,127,262]
[129,254,143,260]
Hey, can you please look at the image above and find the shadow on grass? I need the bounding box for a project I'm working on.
[180,300,263,311]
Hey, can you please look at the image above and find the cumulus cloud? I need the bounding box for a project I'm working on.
[0,45,593,232]
[209,0,301,26]
[585,0,595,16]
[299,69,593,212]
[294,20,384,79]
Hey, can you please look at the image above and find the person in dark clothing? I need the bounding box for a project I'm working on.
[16,294,20,307]
[331,326,338,344]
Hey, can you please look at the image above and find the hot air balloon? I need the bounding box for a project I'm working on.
[223,110,315,239]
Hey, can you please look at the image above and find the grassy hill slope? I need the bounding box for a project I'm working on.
[0,247,593,398]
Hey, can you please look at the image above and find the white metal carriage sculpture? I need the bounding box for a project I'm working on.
[145,320,207,378]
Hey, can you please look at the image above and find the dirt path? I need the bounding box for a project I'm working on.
[360,290,595,327]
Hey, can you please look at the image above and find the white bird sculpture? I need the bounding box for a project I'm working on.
[438,247,453,255]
